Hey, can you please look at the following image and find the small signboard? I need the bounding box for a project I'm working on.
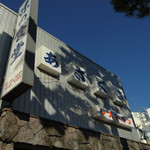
[36,45,61,76]
[111,86,126,107]
[67,63,88,89]
[91,105,134,129]
[1,0,39,102]
[91,76,109,98]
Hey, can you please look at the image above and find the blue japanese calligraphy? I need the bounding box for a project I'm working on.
[15,25,27,42]
[19,14,27,27]
[19,0,30,17]
[10,41,24,66]
[74,68,85,82]
[116,90,124,101]
[98,81,108,94]
[44,52,59,68]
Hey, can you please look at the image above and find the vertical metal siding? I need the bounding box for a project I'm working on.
[0,4,139,141]
[33,28,136,140]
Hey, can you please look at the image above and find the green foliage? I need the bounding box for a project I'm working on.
[111,0,150,18]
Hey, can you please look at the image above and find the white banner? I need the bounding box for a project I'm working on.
[1,0,38,101]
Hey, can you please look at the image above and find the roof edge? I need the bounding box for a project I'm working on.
[0,3,17,16]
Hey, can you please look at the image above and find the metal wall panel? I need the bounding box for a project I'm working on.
[0,3,139,141]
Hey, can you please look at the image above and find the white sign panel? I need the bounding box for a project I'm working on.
[111,86,126,106]
[67,63,88,89]
[1,0,38,102]
[91,76,109,98]
[91,105,134,129]
[36,45,61,76]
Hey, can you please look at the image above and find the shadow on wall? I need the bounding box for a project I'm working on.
[1,41,134,143]
[59,46,130,114]
[12,110,132,150]
[38,46,130,133]
[0,32,13,95]
[120,138,130,150]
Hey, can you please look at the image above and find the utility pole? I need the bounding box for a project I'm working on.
[131,97,139,112]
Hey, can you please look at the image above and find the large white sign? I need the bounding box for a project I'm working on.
[91,105,134,129]
[1,0,38,102]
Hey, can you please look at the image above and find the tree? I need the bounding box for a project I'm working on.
[111,0,150,18]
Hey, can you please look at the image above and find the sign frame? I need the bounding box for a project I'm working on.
[1,0,39,102]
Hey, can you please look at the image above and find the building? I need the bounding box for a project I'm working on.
[0,1,150,149]
[132,108,150,144]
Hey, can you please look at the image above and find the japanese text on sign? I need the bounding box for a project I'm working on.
[92,106,134,128]
[74,68,86,82]
[44,52,59,68]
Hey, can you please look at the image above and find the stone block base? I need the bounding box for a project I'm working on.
[0,108,150,150]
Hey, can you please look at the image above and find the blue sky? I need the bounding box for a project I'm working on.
[1,0,150,111]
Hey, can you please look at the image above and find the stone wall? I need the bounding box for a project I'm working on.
[0,108,150,150]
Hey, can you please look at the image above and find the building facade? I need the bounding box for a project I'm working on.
[132,108,150,144]
[0,1,150,150]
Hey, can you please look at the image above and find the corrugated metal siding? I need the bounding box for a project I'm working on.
[0,3,139,141]
[10,28,136,140]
